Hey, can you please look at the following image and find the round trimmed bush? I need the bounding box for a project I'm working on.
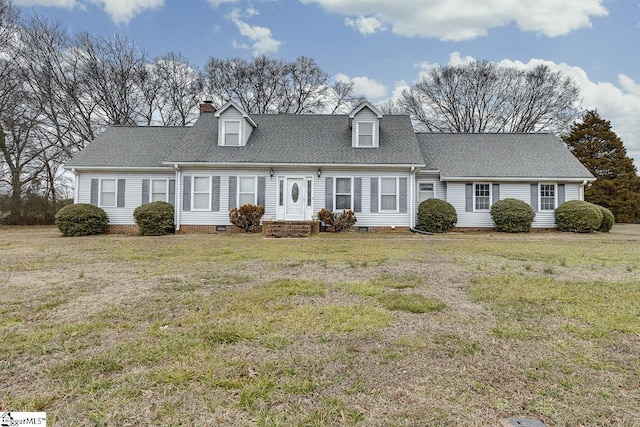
[490,198,536,233]
[417,199,457,233]
[554,200,602,233]
[55,203,108,237]
[133,201,175,236]
[593,204,614,232]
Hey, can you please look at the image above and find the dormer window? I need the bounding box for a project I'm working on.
[223,120,240,146]
[357,122,374,147]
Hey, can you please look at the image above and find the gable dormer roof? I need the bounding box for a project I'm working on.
[214,100,258,128]
[348,101,383,121]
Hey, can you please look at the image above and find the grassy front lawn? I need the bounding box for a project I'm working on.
[1,226,639,425]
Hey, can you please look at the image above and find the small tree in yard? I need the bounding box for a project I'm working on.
[229,203,265,232]
[563,111,640,223]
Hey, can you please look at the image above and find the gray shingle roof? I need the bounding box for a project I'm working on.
[417,133,594,180]
[168,113,424,165]
[65,126,186,168]
[66,113,424,168]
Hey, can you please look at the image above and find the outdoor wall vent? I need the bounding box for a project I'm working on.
[216,225,227,232]
[358,227,369,232]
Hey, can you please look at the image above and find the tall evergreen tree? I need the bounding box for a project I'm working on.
[563,110,640,223]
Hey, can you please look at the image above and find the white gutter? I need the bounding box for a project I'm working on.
[442,176,596,183]
[409,166,418,228]
[580,179,588,201]
[63,166,173,171]
[70,168,79,204]
[164,161,426,169]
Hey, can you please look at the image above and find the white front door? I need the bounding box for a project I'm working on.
[285,177,305,220]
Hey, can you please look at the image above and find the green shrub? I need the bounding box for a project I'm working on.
[416,199,457,233]
[555,200,602,233]
[490,198,536,233]
[594,204,614,232]
[133,201,175,236]
[229,203,265,232]
[317,208,357,232]
[55,203,108,237]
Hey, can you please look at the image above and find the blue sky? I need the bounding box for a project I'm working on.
[14,0,640,164]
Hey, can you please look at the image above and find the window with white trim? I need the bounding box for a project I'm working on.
[239,176,256,206]
[192,176,211,210]
[223,120,240,146]
[356,121,374,147]
[540,183,556,210]
[380,177,398,211]
[474,183,491,210]
[335,177,352,210]
[418,182,435,203]
[151,179,168,202]
[100,179,116,207]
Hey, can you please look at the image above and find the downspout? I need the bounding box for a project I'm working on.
[580,179,587,201]
[409,166,416,229]
[174,164,181,231]
[71,168,79,204]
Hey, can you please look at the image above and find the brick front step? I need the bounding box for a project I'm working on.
[262,221,318,238]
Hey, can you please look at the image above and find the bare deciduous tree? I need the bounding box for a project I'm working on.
[400,60,581,134]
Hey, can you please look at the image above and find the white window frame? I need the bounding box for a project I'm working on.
[334,177,353,211]
[238,176,257,206]
[379,177,399,212]
[539,183,557,211]
[99,178,117,207]
[474,182,491,211]
[191,175,211,211]
[150,179,169,203]
[418,181,436,203]
[356,121,375,148]
[222,120,241,146]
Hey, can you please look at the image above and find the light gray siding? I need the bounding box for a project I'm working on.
[351,108,380,148]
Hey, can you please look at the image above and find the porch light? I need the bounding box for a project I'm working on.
[317,168,321,178]
[270,168,274,178]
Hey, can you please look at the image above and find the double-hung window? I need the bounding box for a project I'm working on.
[100,179,116,207]
[356,122,374,147]
[192,176,211,210]
[418,182,435,203]
[539,184,556,210]
[335,177,352,210]
[475,183,491,210]
[239,176,256,206]
[223,121,240,146]
[380,177,398,211]
[151,179,167,202]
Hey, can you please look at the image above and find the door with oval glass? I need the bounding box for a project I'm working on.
[285,177,305,220]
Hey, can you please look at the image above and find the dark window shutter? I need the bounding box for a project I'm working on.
[183,176,191,211]
[117,179,125,207]
[370,177,378,213]
[530,183,538,212]
[228,176,237,210]
[465,183,473,212]
[399,177,408,213]
[257,176,266,207]
[492,183,500,206]
[353,178,362,213]
[211,176,220,211]
[325,177,333,211]
[90,179,99,206]
[557,184,565,206]
[141,179,150,205]
[168,179,176,207]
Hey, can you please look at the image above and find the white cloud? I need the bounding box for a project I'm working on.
[14,0,78,7]
[88,0,164,24]
[15,0,164,24]
[336,73,387,99]
[301,0,608,41]
[344,16,386,35]
[206,0,239,5]
[226,9,281,56]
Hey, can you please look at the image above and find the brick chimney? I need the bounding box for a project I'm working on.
[199,100,216,115]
